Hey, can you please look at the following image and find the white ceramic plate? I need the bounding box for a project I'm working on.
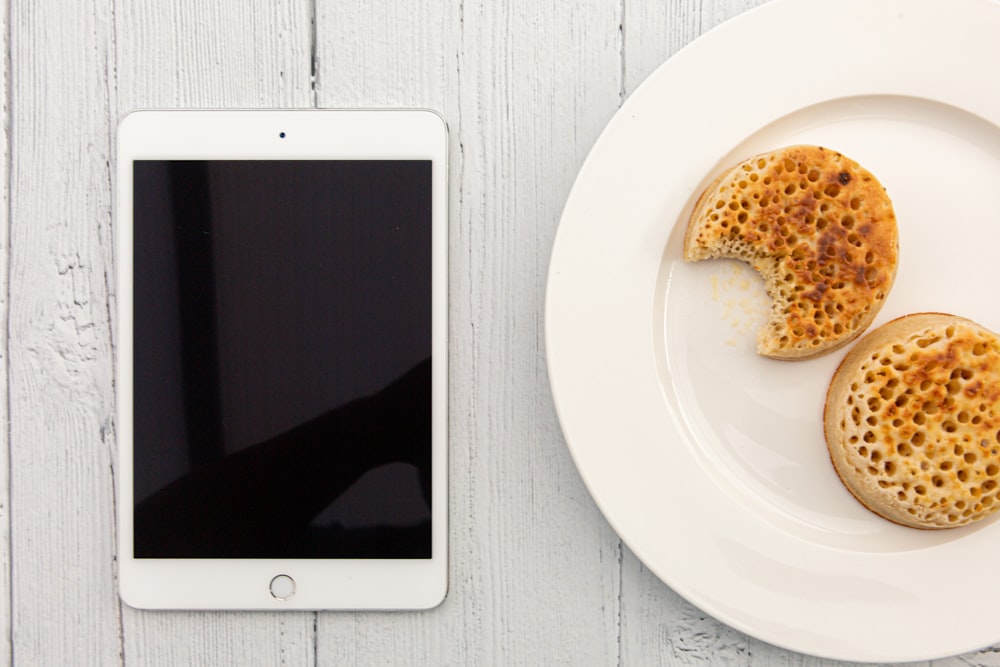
[546,0,1000,661]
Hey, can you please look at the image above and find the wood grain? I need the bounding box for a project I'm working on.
[7,0,120,663]
[0,0,8,664]
[114,0,313,110]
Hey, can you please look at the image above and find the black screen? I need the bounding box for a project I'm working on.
[132,160,432,558]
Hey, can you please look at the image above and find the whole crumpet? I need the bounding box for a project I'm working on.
[824,313,1000,529]
[684,145,898,360]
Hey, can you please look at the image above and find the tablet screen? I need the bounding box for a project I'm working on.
[132,160,432,559]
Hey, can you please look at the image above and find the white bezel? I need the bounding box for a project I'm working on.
[116,109,448,610]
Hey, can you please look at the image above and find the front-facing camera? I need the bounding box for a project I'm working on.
[279,131,286,138]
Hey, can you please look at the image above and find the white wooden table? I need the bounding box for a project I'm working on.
[5,0,998,664]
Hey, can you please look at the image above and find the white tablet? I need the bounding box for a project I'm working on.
[116,109,448,610]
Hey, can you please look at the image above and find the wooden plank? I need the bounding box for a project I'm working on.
[313,0,624,662]
[312,3,460,663]
[7,0,122,663]
[0,0,9,664]
[618,1,991,665]
[618,2,765,665]
[617,1,871,664]
[111,1,315,665]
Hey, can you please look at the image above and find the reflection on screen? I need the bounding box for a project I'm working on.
[132,160,432,558]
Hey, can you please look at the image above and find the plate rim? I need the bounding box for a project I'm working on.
[545,0,1000,661]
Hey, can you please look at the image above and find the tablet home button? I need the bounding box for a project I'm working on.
[269,574,296,601]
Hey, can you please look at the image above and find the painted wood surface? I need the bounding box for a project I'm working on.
[4,0,998,665]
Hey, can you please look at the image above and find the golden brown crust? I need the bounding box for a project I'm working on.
[684,145,898,360]
[824,313,1000,529]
